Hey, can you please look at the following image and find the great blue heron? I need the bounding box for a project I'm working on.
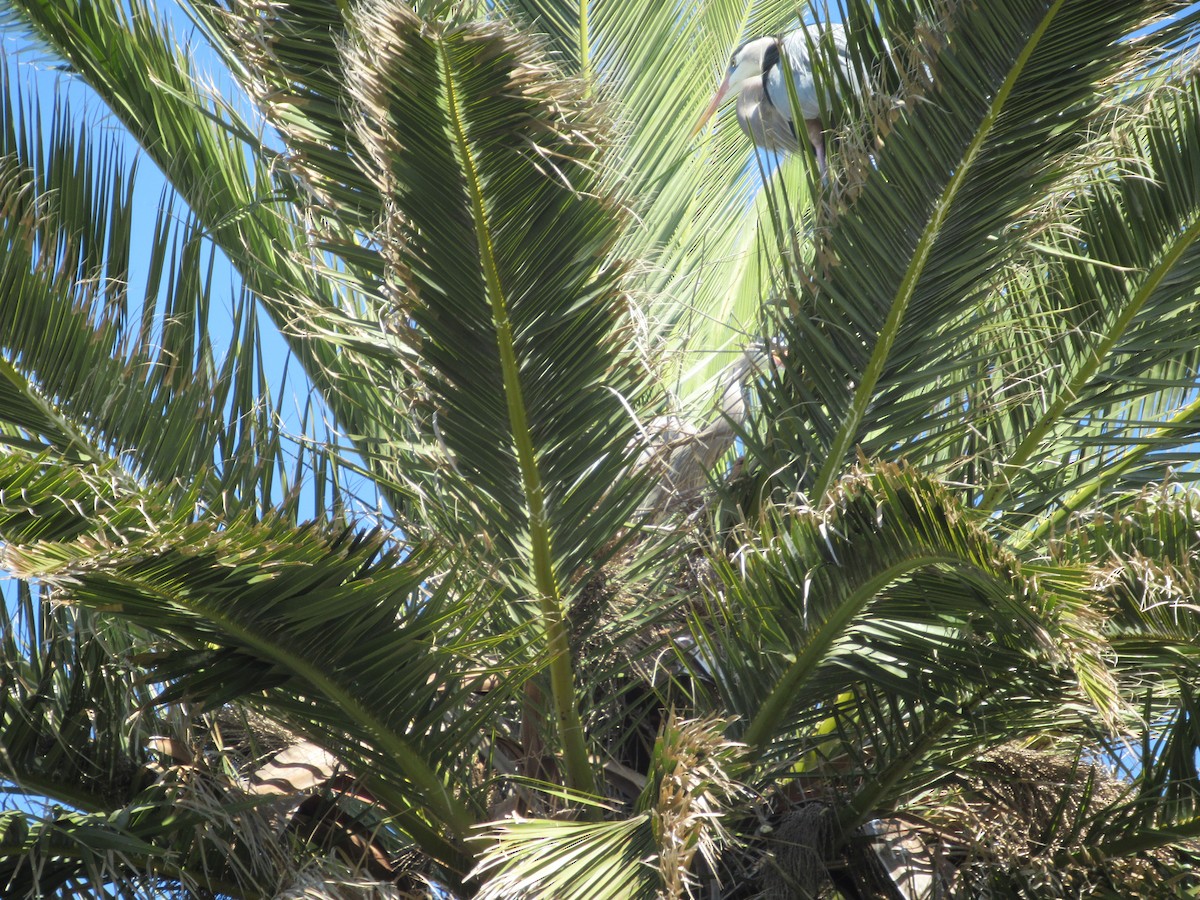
[692,23,855,177]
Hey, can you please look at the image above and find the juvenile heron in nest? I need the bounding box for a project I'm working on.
[641,343,780,515]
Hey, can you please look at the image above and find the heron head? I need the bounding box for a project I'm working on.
[690,36,777,139]
[726,37,776,93]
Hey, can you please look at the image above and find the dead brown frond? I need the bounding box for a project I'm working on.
[649,712,748,900]
[927,744,1198,896]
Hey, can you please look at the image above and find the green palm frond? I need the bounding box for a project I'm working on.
[760,0,1183,501]
[342,2,649,569]
[987,74,1200,538]
[190,0,375,234]
[187,0,391,308]
[0,583,160,814]
[0,580,319,898]
[0,455,483,872]
[695,463,1113,755]
[0,780,291,899]
[2,0,419,516]
[0,70,303,510]
[472,815,658,900]
[338,0,666,796]
[1053,485,1200,824]
[471,714,744,900]
[0,805,185,899]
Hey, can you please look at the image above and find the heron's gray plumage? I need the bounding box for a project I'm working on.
[764,23,854,123]
[736,77,801,153]
[698,22,858,177]
[639,345,778,516]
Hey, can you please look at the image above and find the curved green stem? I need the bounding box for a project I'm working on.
[743,555,956,753]
[579,0,591,87]
[812,0,1063,501]
[981,208,1200,514]
[437,38,595,801]
[1011,389,1200,552]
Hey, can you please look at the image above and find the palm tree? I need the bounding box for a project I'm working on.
[2,0,1200,896]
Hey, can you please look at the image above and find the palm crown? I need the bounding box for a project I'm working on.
[2,0,1200,897]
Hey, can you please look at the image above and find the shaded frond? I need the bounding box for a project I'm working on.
[696,463,1115,757]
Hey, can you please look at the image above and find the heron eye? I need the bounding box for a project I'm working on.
[729,55,737,69]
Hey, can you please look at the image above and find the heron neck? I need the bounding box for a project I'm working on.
[760,40,781,110]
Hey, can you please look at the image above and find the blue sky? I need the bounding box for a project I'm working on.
[1,1,382,524]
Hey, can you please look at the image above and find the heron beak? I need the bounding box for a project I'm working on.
[689,75,730,139]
